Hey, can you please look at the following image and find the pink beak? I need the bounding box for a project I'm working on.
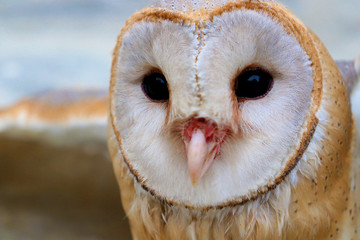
[183,118,228,186]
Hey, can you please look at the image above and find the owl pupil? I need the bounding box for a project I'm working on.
[235,68,273,99]
[142,72,169,101]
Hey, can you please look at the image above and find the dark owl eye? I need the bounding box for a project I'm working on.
[235,68,273,100]
[142,72,169,101]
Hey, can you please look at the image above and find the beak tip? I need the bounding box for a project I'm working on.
[191,179,199,187]
[190,173,200,187]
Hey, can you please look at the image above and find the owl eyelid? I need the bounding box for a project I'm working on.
[145,68,164,76]
[238,64,272,76]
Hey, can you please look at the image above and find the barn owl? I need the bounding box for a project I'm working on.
[0,0,359,239]
[107,0,360,239]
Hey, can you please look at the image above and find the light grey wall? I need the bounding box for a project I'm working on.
[0,0,359,107]
[283,0,360,59]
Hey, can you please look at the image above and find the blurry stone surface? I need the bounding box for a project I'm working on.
[0,136,132,239]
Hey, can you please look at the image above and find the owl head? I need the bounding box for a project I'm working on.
[109,0,327,209]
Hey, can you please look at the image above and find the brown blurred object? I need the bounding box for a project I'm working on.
[0,136,132,240]
[0,89,132,239]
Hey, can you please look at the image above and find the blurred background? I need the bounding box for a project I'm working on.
[1,0,360,108]
[0,0,359,239]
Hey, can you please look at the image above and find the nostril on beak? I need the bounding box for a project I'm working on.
[196,118,207,123]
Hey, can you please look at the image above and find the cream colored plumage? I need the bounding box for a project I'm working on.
[107,0,360,239]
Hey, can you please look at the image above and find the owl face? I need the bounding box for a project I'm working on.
[110,1,321,208]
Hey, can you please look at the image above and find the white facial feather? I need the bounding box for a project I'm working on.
[112,8,314,208]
